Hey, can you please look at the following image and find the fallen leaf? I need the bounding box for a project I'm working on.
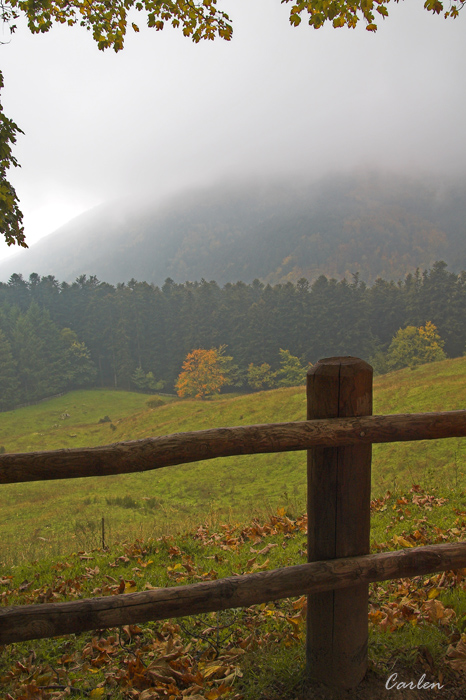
[256,543,278,556]
[89,689,105,698]
[446,634,466,673]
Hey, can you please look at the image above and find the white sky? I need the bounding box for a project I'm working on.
[1,1,465,261]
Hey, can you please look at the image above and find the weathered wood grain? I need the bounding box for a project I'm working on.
[1,542,465,646]
[1,409,466,484]
[307,356,372,688]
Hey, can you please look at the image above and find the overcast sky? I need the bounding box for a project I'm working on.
[1,1,465,262]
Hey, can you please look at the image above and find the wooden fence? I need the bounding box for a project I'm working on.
[1,356,466,690]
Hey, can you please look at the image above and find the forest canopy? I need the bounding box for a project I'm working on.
[1,0,465,246]
[0,261,465,410]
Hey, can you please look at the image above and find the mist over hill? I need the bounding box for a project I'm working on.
[2,170,466,286]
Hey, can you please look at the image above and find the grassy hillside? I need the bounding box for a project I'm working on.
[373,357,466,493]
[2,361,466,699]
[1,357,466,564]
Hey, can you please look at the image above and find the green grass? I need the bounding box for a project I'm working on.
[2,357,466,698]
[372,357,466,493]
[0,386,308,564]
[0,388,172,453]
[1,356,466,565]
[1,491,465,699]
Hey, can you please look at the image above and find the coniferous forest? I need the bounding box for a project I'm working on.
[0,260,465,410]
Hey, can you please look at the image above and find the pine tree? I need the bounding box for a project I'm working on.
[11,303,69,401]
[0,329,19,410]
[61,328,97,389]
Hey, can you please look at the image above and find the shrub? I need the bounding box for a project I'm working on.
[146,397,164,408]
[105,495,139,509]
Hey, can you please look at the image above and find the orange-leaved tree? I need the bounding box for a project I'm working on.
[175,345,235,399]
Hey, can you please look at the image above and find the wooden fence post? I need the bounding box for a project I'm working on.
[306,356,373,689]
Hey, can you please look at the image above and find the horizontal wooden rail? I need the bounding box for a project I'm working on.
[1,410,466,485]
[1,541,465,645]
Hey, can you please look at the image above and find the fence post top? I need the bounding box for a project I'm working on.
[308,356,373,376]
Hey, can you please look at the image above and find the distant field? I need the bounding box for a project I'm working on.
[0,389,157,453]
[372,357,466,493]
[1,358,466,564]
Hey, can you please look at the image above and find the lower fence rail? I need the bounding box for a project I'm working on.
[1,541,466,646]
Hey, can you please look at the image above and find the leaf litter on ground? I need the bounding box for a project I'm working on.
[1,486,466,699]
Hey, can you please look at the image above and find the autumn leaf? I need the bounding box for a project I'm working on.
[286,612,304,628]
[446,634,466,673]
[393,534,414,548]
[202,663,228,679]
[144,581,159,590]
[255,543,278,556]
[205,685,234,699]
[369,610,384,624]
[292,595,306,610]
[422,599,455,625]
[167,563,183,571]
[249,558,270,572]
[139,691,159,700]
[89,689,105,699]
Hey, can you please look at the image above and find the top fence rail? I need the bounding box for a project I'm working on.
[1,409,466,485]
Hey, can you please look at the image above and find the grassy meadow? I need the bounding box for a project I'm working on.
[1,486,466,698]
[1,357,466,565]
[2,359,466,698]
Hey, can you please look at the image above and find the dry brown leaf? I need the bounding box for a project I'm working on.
[446,634,466,673]
[139,691,159,700]
[256,543,278,556]
[202,663,228,680]
[422,599,455,625]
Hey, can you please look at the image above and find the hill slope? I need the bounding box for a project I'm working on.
[1,356,466,564]
[2,170,466,285]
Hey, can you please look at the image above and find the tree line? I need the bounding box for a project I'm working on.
[0,261,464,409]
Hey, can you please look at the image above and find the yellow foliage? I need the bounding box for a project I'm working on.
[175,347,230,399]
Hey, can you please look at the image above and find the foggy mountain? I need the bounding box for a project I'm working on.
[2,170,466,286]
